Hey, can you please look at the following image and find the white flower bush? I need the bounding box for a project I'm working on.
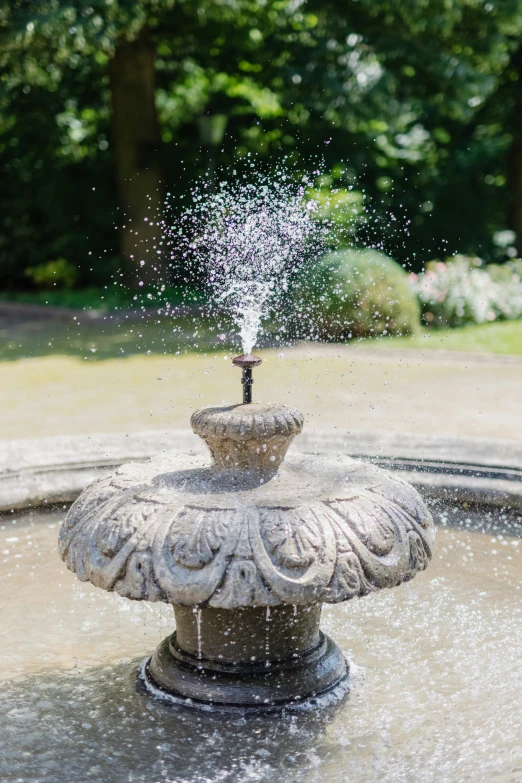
[408,255,522,327]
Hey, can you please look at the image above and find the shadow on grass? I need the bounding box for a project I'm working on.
[0,314,236,361]
[4,309,520,363]
[0,310,299,361]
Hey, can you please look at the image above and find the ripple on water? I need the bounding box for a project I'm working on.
[1,505,522,783]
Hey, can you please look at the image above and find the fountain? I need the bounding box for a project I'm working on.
[3,175,522,780]
[55,174,436,710]
[58,352,434,710]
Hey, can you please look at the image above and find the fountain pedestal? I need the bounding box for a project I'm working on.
[147,604,346,708]
[59,401,434,710]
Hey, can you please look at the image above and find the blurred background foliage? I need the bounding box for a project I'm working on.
[2,0,522,294]
[294,247,421,339]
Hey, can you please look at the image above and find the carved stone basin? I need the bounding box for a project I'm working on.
[59,402,434,709]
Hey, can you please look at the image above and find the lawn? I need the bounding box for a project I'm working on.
[0,285,204,312]
[365,320,522,356]
[0,314,520,442]
[1,309,521,363]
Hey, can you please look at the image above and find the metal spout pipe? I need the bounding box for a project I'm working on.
[232,354,262,404]
[242,367,253,404]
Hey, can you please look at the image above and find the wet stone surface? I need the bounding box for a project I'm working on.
[1,504,522,782]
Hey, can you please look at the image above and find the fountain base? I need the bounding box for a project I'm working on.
[145,633,348,710]
[145,604,348,710]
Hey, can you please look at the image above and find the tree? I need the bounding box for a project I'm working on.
[310,0,522,258]
[3,0,522,290]
[0,0,311,282]
[108,26,163,283]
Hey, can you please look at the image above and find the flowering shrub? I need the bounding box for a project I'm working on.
[408,255,522,327]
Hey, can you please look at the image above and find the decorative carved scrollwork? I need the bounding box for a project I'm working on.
[60,451,434,609]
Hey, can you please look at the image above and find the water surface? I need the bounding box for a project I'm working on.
[1,505,521,782]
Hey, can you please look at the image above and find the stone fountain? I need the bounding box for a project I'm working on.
[59,355,434,710]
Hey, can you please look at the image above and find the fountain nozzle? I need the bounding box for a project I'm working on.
[232,354,262,404]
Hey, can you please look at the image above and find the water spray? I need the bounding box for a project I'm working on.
[232,354,262,404]
[172,170,325,361]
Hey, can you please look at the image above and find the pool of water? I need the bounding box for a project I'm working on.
[1,503,522,783]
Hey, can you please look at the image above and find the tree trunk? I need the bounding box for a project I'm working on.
[508,135,522,252]
[508,50,522,253]
[109,27,164,283]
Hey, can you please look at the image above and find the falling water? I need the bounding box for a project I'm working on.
[171,167,325,354]
[3,507,522,781]
[265,605,271,666]
[194,607,203,661]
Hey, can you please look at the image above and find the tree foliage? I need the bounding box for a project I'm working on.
[2,0,522,288]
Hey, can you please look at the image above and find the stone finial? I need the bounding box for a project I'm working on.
[190,402,304,472]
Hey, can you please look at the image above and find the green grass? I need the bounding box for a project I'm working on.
[0,303,521,362]
[0,315,234,362]
[364,320,522,356]
[0,285,205,311]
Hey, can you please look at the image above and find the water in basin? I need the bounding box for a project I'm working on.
[1,503,521,782]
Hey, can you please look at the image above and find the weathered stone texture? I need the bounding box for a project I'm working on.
[60,403,434,609]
